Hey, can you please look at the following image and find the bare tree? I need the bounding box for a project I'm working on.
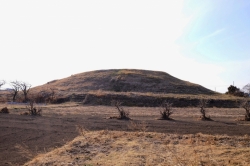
[160,101,173,120]
[19,82,31,102]
[198,98,211,120]
[10,81,20,102]
[240,99,250,121]
[242,83,250,96]
[0,80,5,89]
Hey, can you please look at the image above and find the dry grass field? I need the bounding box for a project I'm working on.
[25,130,250,166]
[1,102,250,165]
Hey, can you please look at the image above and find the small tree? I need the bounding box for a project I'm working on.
[19,82,31,102]
[198,98,211,120]
[160,101,173,120]
[111,100,130,120]
[10,81,20,102]
[240,99,250,121]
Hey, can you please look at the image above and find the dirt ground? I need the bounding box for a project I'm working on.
[1,104,250,165]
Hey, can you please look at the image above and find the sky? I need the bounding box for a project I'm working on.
[0,0,250,93]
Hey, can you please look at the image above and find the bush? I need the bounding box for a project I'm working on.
[111,100,130,120]
[226,85,245,97]
[25,101,42,116]
[0,107,9,114]
[159,101,173,120]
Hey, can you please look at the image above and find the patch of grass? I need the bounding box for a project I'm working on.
[24,130,250,166]
[127,121,147,132]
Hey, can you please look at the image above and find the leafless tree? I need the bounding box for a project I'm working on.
[160,101,173,120]
[10,81,20,102]
[242,83,250,96]
[0,80,5,89]
[19,82,31,102]
[240,99,250,121]
[198,98,211,120]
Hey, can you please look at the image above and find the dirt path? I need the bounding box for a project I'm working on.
[1,106,250,165]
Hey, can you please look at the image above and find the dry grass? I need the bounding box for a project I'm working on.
[25,129,250,166]
[0,102,247,120]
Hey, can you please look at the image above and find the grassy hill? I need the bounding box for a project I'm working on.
[33,69,216,94]
[27,69,243,107]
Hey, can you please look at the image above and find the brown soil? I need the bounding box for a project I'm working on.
[1,105,250,165]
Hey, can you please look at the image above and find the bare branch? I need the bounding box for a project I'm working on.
[10,81,20,102]
[19,82,32,102]
[242,83,250,95]
[198,98,211,120]
[0,80,5,89]
[160,101,173,120]
[111,100,130,119]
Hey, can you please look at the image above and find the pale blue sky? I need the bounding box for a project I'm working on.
[0,0,249,93]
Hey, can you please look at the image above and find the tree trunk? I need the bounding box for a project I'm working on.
[12,92,17,102]
[245,109,250,121]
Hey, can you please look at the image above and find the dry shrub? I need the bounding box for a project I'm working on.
[198,98,212,121]
[159,101,173,120]
[22,101,42,116]
[0,107,9,113]
[111,100,130,120]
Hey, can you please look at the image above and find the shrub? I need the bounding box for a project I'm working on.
[198,98,212,121]
[25,101,42,116]
[111,100,130,120]
[159,101,173,120]
[226,85,245,97]
[0,107,9,113]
